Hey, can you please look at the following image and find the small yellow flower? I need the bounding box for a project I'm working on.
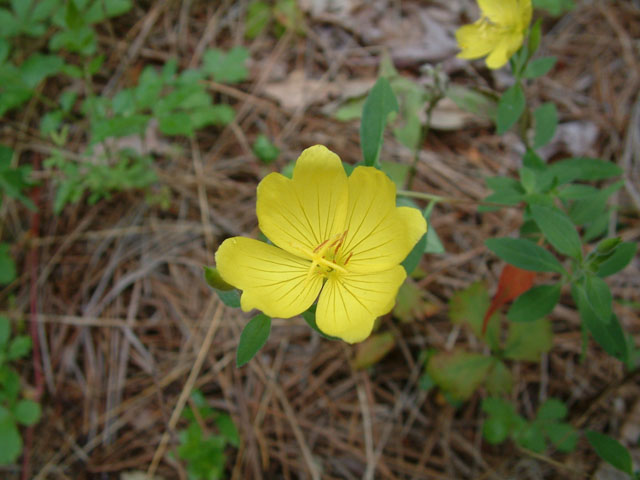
[215,145,427,343]
[456,0,532,69]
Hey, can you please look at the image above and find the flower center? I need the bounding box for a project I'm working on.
[302,230,353,281]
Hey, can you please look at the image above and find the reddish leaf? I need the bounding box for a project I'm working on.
[482,264,535,334]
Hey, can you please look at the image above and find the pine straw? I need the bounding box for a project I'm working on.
[1,1,639,479]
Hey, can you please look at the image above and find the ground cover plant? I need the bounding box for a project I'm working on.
[0,0,639,478]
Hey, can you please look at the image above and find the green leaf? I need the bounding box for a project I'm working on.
[481,397,520,444]
[7,335,32,360]
[572,285,627,362]
[202,46,249,84]
[427,351,494,400]
[236,313,271,367]
[214,413,239,447]
[583,275,613,324]
[13,400,41,426]
[485,237,565,273]
[504,317,553,361]
[19,54,64,89]
[539,157,623,188]
[523,56,557,79]
[85,0,132,24]
[532,102,557,149]
[585,431,633,475]
[245,0,271,39]
[215,289,240,308]
[0,244,17,284]
[485,359,513,396]
[40,110,64,136]
[0,316,9,347]
[190,105,235,128]
[449,281,500,350]
[203,266,234,291]
[528,19,542,56]
[515,423,546,453]
[0,38,10,63]
[360,77,399,167]
[91,114,150,143]
[544,422,577,452]
[533,0,575,16]
[536,398,567,421]
[158,112,193,137]
[401,232,426,275]
[353,332,396,369]
[0,418,22,464]
[530,204,581,258]
[252,134,280,164]
[496,83,525,135]
[0,9,19,38]
[446,85,496,120]
[597,242,637,277]
[507,284,561,322]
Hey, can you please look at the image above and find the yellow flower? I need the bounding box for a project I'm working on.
[456,0,532,69]
[215,145,427,343]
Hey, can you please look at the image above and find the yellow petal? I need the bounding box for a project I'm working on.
[339,167,427,273]
[316,266,407,343]
[256,145,349,256]
[518,0,532,30]
[215,237,322,318]
[485,31,525,69]
[478,0,519,25]
[455,22,501,60]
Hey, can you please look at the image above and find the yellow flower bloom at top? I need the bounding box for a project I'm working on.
[456,0,532,69]
[215,145,427,343]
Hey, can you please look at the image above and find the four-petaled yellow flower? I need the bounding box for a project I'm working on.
[215,145,427,343]
[456,0,532,69]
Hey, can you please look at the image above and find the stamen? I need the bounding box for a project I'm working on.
[313,239,330,253]
[343,252,353,265]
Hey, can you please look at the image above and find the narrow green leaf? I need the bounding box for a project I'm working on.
[584,275,613,324]
[523,56,557,79]
[585,431,633,475]
[236,314,271,367]
[572,285,627,362]
[485,237,564,273]
[507,284,561,322]
[528,19,542,56]
[496,83,525,135]
[215,413,239,447]
[360,77,399,167]
[597,242,637,277]
[252,134,280,164]
[530,204,581,258]
[532,102,557,149]
[402,232,426,275]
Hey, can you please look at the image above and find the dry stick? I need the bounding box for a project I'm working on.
[21,153,44,480]
[356,372,376,480]
[191,138,215,264]
[146,299,224,478]
[621,92,640,211]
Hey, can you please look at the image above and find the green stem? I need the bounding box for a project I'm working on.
[396,189,516,208]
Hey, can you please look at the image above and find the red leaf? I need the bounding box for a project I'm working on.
[482,264,536,334]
